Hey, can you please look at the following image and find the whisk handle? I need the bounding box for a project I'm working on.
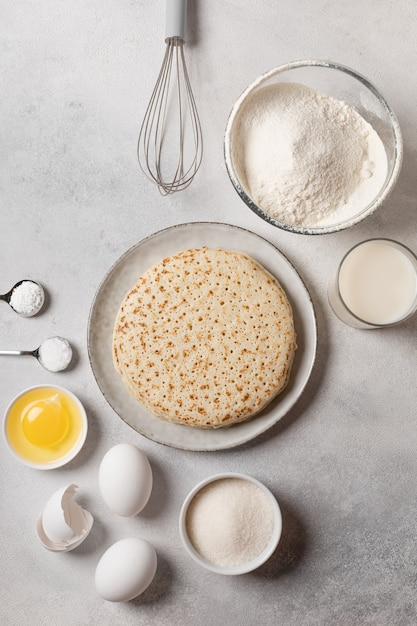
[165,0,187,41]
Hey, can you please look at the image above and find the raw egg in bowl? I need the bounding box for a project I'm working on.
[3,384,88,469]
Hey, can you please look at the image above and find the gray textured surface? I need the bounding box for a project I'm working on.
[1,1,417,624]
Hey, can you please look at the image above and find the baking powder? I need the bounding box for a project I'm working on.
[232,82,388,227]
[38,336,73,372]
[186,477,275,567]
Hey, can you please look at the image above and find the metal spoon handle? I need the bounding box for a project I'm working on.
[0,350,35,356]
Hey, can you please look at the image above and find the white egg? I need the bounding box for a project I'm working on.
[98,443,153,517]
[37,484,94,551]
[95,537,157,602]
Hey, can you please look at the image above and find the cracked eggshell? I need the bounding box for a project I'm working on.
[36,484,94,552]
[98,443,153,517]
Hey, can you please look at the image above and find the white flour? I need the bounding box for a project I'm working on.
[232,83,388,227]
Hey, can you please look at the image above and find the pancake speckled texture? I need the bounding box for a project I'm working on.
[113,248,297,428]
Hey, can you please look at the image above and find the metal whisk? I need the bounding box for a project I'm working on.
[138,0,203,195]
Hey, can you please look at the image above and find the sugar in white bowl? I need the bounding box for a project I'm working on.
[179,473,282,575]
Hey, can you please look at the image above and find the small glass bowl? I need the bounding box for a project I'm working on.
[224,60,403,235]
[179,472,282,575]
[3,384,88,470]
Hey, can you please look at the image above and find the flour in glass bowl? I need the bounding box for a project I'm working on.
[231,82,388,228]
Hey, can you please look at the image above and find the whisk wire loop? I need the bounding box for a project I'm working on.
[138,37,203,195]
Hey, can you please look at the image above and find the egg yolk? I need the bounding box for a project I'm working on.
[5,386,85,466]
[21,395,70,447]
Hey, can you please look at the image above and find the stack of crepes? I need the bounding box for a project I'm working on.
[112,247,297,429]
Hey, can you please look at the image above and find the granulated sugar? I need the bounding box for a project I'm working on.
[185,477,275,567]
[231,82,388,227]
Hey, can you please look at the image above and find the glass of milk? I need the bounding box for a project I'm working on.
[328,239,417,329]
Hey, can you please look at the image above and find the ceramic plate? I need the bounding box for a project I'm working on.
[87,222,317,450]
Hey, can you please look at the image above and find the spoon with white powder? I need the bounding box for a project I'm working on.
[0,336,73,372]
[0,280,45,317]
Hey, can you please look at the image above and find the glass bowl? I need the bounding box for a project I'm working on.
[224,60,403,235]
[179,472,282,575]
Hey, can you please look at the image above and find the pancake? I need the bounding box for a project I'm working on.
[113,247,297,428]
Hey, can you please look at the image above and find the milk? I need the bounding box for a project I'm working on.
[338,240,417,325]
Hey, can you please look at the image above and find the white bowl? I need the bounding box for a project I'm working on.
[179,472,282,575]
[3,384,88,470]
[224,60,403,235]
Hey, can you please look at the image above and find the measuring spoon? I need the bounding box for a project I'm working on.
[0,280,45,317]
[0,336,73,372]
